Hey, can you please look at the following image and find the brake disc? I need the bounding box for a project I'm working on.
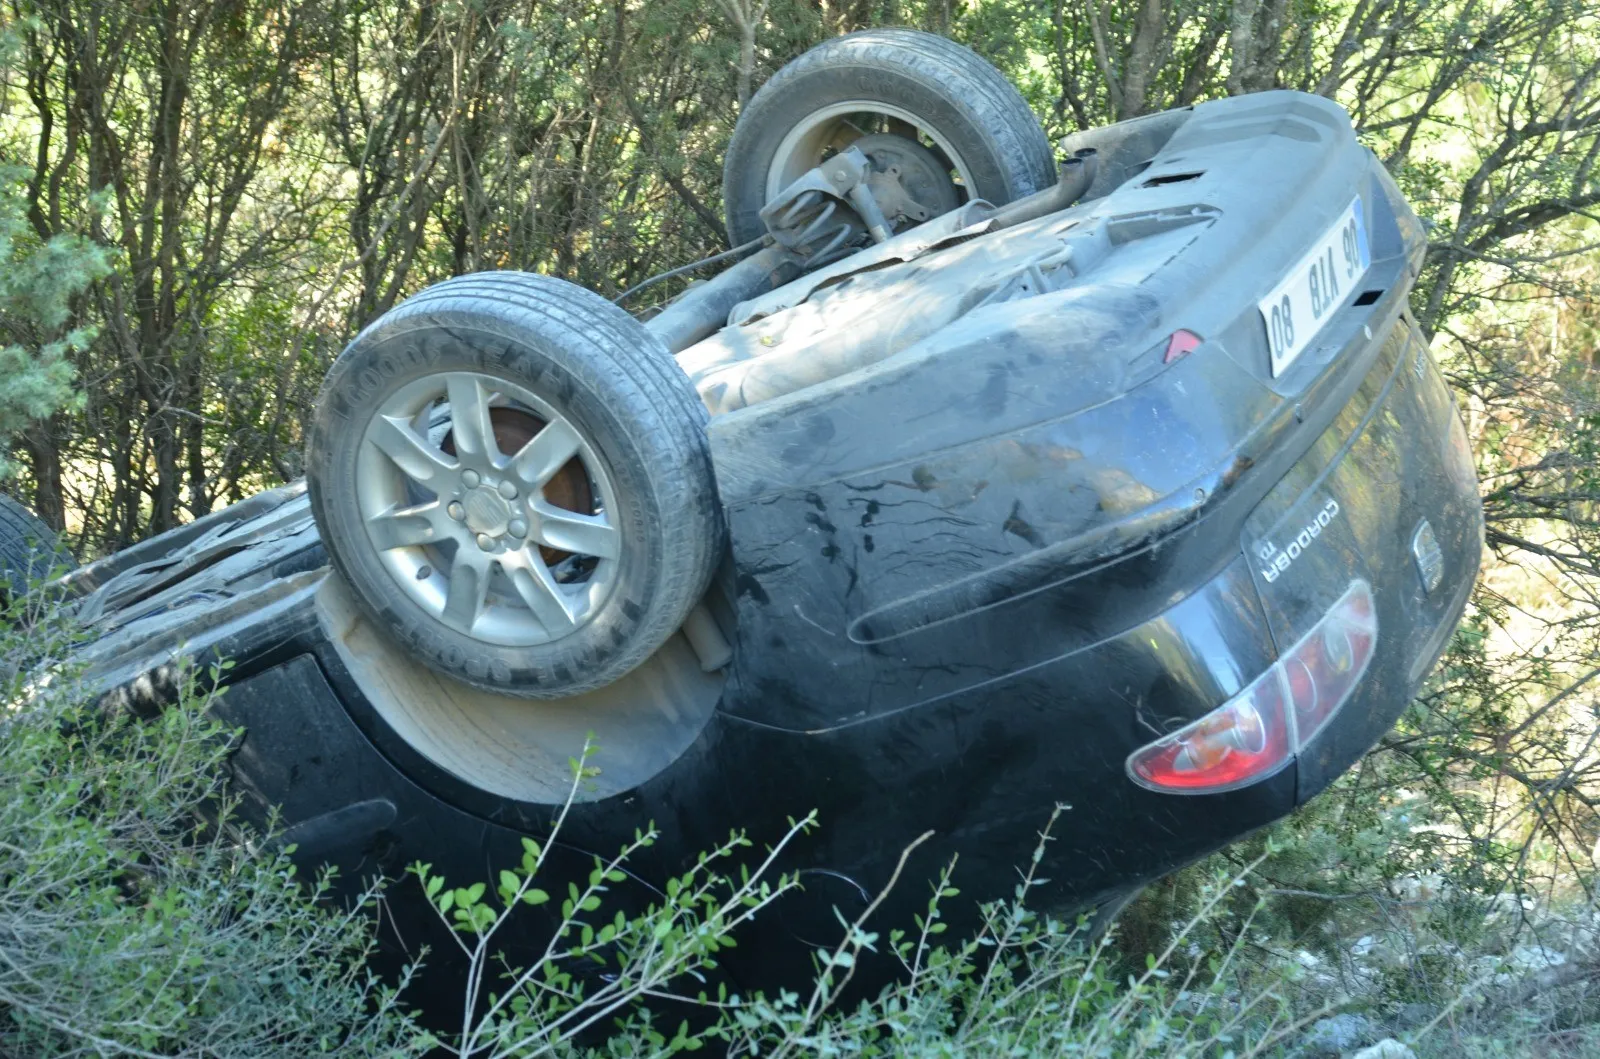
[849,132,962,231]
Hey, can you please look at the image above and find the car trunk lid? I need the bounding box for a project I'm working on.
[1240,317,1483,802]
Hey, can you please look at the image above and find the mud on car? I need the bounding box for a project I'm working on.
[13,30,1482,985]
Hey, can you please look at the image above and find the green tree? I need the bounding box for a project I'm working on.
[0,164,107,486]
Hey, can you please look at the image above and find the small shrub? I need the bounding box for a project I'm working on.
[413,795,1312,1058]
[14,587,1594,1058]
[0,600,425,1057]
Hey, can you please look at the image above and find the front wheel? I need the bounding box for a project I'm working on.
[0,495,70,610]
[306,272,723,699]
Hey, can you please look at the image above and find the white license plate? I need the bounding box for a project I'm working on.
[1259,197,1370,376]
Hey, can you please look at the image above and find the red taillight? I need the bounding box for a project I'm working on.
[1127,581,1377,794]
[1163,329,1203,363]
[1127,678,1294,792]
[1286,584,1375,743]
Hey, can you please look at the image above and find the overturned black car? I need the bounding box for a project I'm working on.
[14,29,1482,988]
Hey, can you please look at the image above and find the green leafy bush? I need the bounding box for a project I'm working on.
[410,785,1308,1058]
[7,599,1581,1057]
[0,603,424,1056]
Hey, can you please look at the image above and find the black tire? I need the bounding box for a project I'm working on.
[0,495,68,608]
[306,272,723,699]
[722,28,1057,246]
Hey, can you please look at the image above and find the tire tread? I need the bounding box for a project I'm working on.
[0,495,65,603]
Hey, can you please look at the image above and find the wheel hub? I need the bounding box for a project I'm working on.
[463,487,512,537]
[443,406,595,565]
[763,101,976,219]
[850,132,961,230]
[358,370,622,648]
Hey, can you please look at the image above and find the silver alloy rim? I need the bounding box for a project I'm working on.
[354,371,621,648]
[764,100,978,204]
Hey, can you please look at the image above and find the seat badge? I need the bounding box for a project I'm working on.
[1412,518,1444,594]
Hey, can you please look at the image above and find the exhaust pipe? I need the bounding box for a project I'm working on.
[986,149,1099,230]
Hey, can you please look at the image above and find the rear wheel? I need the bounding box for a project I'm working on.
[722,29,1056,246]
[0,495,68,609]
[307,272,722,699]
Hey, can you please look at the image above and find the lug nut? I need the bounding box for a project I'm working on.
[462,469,481,488]
[476,533,495,551]
[498,479,518,499]
[508,518,528,538]
[447,502,465,521]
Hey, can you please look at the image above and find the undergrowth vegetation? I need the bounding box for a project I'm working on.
[0,600,424,1056]
[4,576,1596,1058]
[0,595,1316,1057]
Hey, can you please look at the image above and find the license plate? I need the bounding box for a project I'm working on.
[1260,197,1370,376]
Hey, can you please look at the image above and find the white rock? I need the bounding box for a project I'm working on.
[1468,954,1502,980]
[1508,944,1567,972]
[1350,934,1377,957]
[1350,1040,1416,1059]
[1481,892,1522,925]
[1299,1013,1375,1054]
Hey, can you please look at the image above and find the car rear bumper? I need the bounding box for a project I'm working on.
[964,304,1483,914]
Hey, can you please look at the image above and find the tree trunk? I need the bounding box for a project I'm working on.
[19,423,66,533]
